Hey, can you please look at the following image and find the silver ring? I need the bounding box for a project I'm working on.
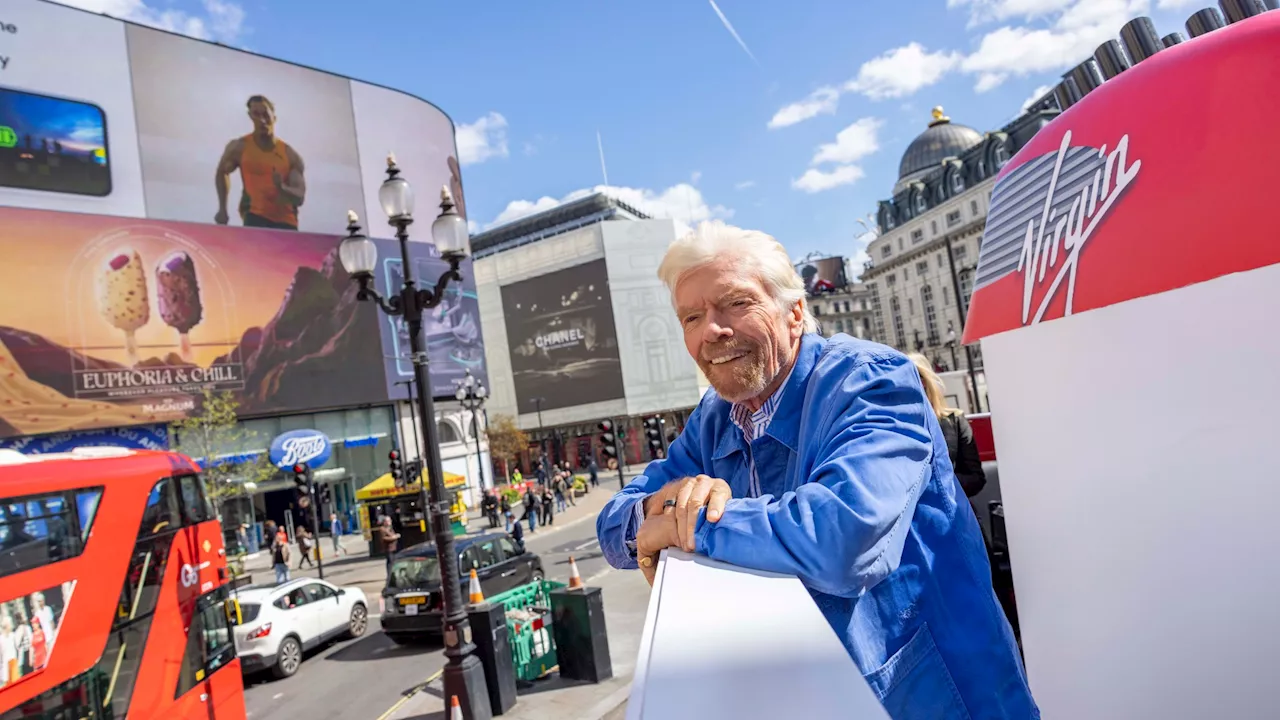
[663,499,677,509]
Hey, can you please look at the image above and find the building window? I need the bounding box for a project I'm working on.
[960,270,975,307]
[970,200,980,216]
[954,244,969,260]
[943,286,951,305]
[880,245,892,259]
[903,267,909,280]
[437,421,461,445]
[937,253,945,268]
[908,298,915,315]
[835,319,845,334]
[922,285,939,343]
[914,194,927,214]
[951,173,964,194]
[897,237,904,250]
[911,229,924,244]
[890,296,905,348]
[916,261,929,276]
[946,210,962,227]
[844,301,852,313]
[886,274,896,286]
[931,220,937,235]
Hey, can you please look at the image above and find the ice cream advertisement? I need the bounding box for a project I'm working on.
[0,206,386,439]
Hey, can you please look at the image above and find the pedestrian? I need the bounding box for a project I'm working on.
[482,491,499,528]
[908,354,987,500]
[510,515,525,552]
[596,221,1036,719]
[500,493,513,532]
[523,487,538,533]
[540,486,555,526]
[588,458,599,488]
[270,530,290,584]
[553,474,567,514]
[378,516,401,577]
[329,513,346,557]
[296,526,314,569]
[235,523,249,555]
[511,467,523,486]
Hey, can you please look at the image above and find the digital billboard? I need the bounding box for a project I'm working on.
[0,206,385,439]
[500,259,625,414]
[796,256,848,295]
[0,0,485,439]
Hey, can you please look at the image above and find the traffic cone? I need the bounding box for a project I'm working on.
[449,695,463,720]
[567,555,584,589]
[468,568,484,604]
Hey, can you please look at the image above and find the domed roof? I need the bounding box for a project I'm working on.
[897,107,984,182]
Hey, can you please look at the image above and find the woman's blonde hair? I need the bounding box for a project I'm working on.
[907,353,958,419]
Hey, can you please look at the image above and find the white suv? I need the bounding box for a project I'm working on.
[233,578,369,678]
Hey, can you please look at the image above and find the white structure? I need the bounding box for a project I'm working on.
[964,11,1280,718]
[628,550,888,720]
[395,403,491,508]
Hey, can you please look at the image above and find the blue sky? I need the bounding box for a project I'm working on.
[65,0,1206,271]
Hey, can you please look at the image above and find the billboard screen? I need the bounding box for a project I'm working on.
[500,259,625,414]
[372,241,487,403]
[0,0,485,438]
[796,256,848,295]
[0,206,385,439]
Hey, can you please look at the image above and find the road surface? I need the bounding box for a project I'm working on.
[242,506,616,720]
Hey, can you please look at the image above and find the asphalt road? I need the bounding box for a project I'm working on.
[242,510,614,720]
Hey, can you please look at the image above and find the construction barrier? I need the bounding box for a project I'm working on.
[487,578,565,683]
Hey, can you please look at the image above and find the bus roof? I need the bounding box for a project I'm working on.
[0,447,201,492]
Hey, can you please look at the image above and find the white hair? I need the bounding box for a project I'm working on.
[657,220,818,333]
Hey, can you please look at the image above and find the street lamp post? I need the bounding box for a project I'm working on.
[454,370,489,492]
[943,236,984,413]
[531,396,548,475]
[946,323,959,372]
[337,156,491,720]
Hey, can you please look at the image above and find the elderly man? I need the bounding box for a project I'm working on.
[597,221,1037,719]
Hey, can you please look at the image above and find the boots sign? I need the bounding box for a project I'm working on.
[269,429,332,469]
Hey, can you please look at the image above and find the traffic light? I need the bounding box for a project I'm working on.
[389,450,404,487]
[292,463,312,508]
[644,417,663,457]
[319,484,332,506]
[598,420,617,460]
[404,458,424,486]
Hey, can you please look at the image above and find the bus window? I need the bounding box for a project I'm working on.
[139,478,181,537]
[177,474,209,526]
[175,586,236,699]
[0,487,103,579]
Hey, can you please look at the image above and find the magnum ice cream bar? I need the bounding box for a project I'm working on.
[155,250,204,363]
[96,249,150,367]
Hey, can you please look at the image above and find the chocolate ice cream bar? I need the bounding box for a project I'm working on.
[156,251,203,333]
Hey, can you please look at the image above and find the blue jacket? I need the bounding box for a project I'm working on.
[597,334,1037,719]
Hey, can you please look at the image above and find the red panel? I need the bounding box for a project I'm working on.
[964,14,1280,343]
[967,413,997,463]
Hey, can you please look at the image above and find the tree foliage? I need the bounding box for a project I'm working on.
[485,414,528,477]
[170,390,279,509]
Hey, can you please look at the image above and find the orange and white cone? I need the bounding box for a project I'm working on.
[468,568,484,604]
[450,695,463,720]
[567,555,584,589]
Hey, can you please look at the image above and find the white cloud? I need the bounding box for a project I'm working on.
[792,166,865,194]
[734,180,756,190]
[1155,0,1199,7]
[811,118,883,165]
[467,219,480,235]
[849,228,879,278]
[768,87,840,129]
[488,183,733,237]
[708,0,760,66]
[845,43,962,100]
[947,0,1078,26]
[54,0,246,42]
[1021,83,1055,111]
[456,112,509,166]
[956,0,1150,91]
[691,170,703,184]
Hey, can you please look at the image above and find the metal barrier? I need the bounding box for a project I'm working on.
[487,579,564,682]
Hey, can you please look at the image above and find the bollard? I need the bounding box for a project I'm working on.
[550,586,612,684]
[468,602,518,715]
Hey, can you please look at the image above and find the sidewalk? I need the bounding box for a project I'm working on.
[385,567,650,720]
[237,470,640,599]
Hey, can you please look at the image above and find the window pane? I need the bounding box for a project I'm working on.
[140,478,181,537]
[77,489,104,543]
[177,475,208,526]
[176,586,235,699]
[474,541,500,568]
[0,489,96,579]
[497,538,518,559]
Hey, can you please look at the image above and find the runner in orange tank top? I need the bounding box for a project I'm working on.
[214,95,307,230]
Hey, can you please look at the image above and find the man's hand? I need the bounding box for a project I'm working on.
[642,475,732,553]
[636,505,679,586]
[214,209,229,225]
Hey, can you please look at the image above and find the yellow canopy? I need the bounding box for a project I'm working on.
[356,470,466,502]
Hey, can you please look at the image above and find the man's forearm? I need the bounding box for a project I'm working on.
[215,174,229,211]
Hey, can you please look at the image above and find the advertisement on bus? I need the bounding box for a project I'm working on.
[0,0,485,440]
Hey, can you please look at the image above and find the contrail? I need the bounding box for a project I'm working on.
[708,0,760,67]
[596,130,610,187]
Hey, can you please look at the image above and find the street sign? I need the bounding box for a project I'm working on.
[268,429,332,469]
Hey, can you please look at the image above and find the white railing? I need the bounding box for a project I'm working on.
[626,550,889,720]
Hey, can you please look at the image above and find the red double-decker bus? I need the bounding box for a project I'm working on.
[0,447,246,719]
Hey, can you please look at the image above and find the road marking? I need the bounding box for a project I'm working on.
[584,567,614,584]
[271,693,283,700]
[572,538,599,552]
[374,668,444,720]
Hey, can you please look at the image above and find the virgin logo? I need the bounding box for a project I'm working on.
[280,435,327,466]
[1016,129,1141,325]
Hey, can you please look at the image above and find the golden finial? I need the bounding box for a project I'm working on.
[929,106,950,126]
[386,152,397,167]
[347,209,359,223]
